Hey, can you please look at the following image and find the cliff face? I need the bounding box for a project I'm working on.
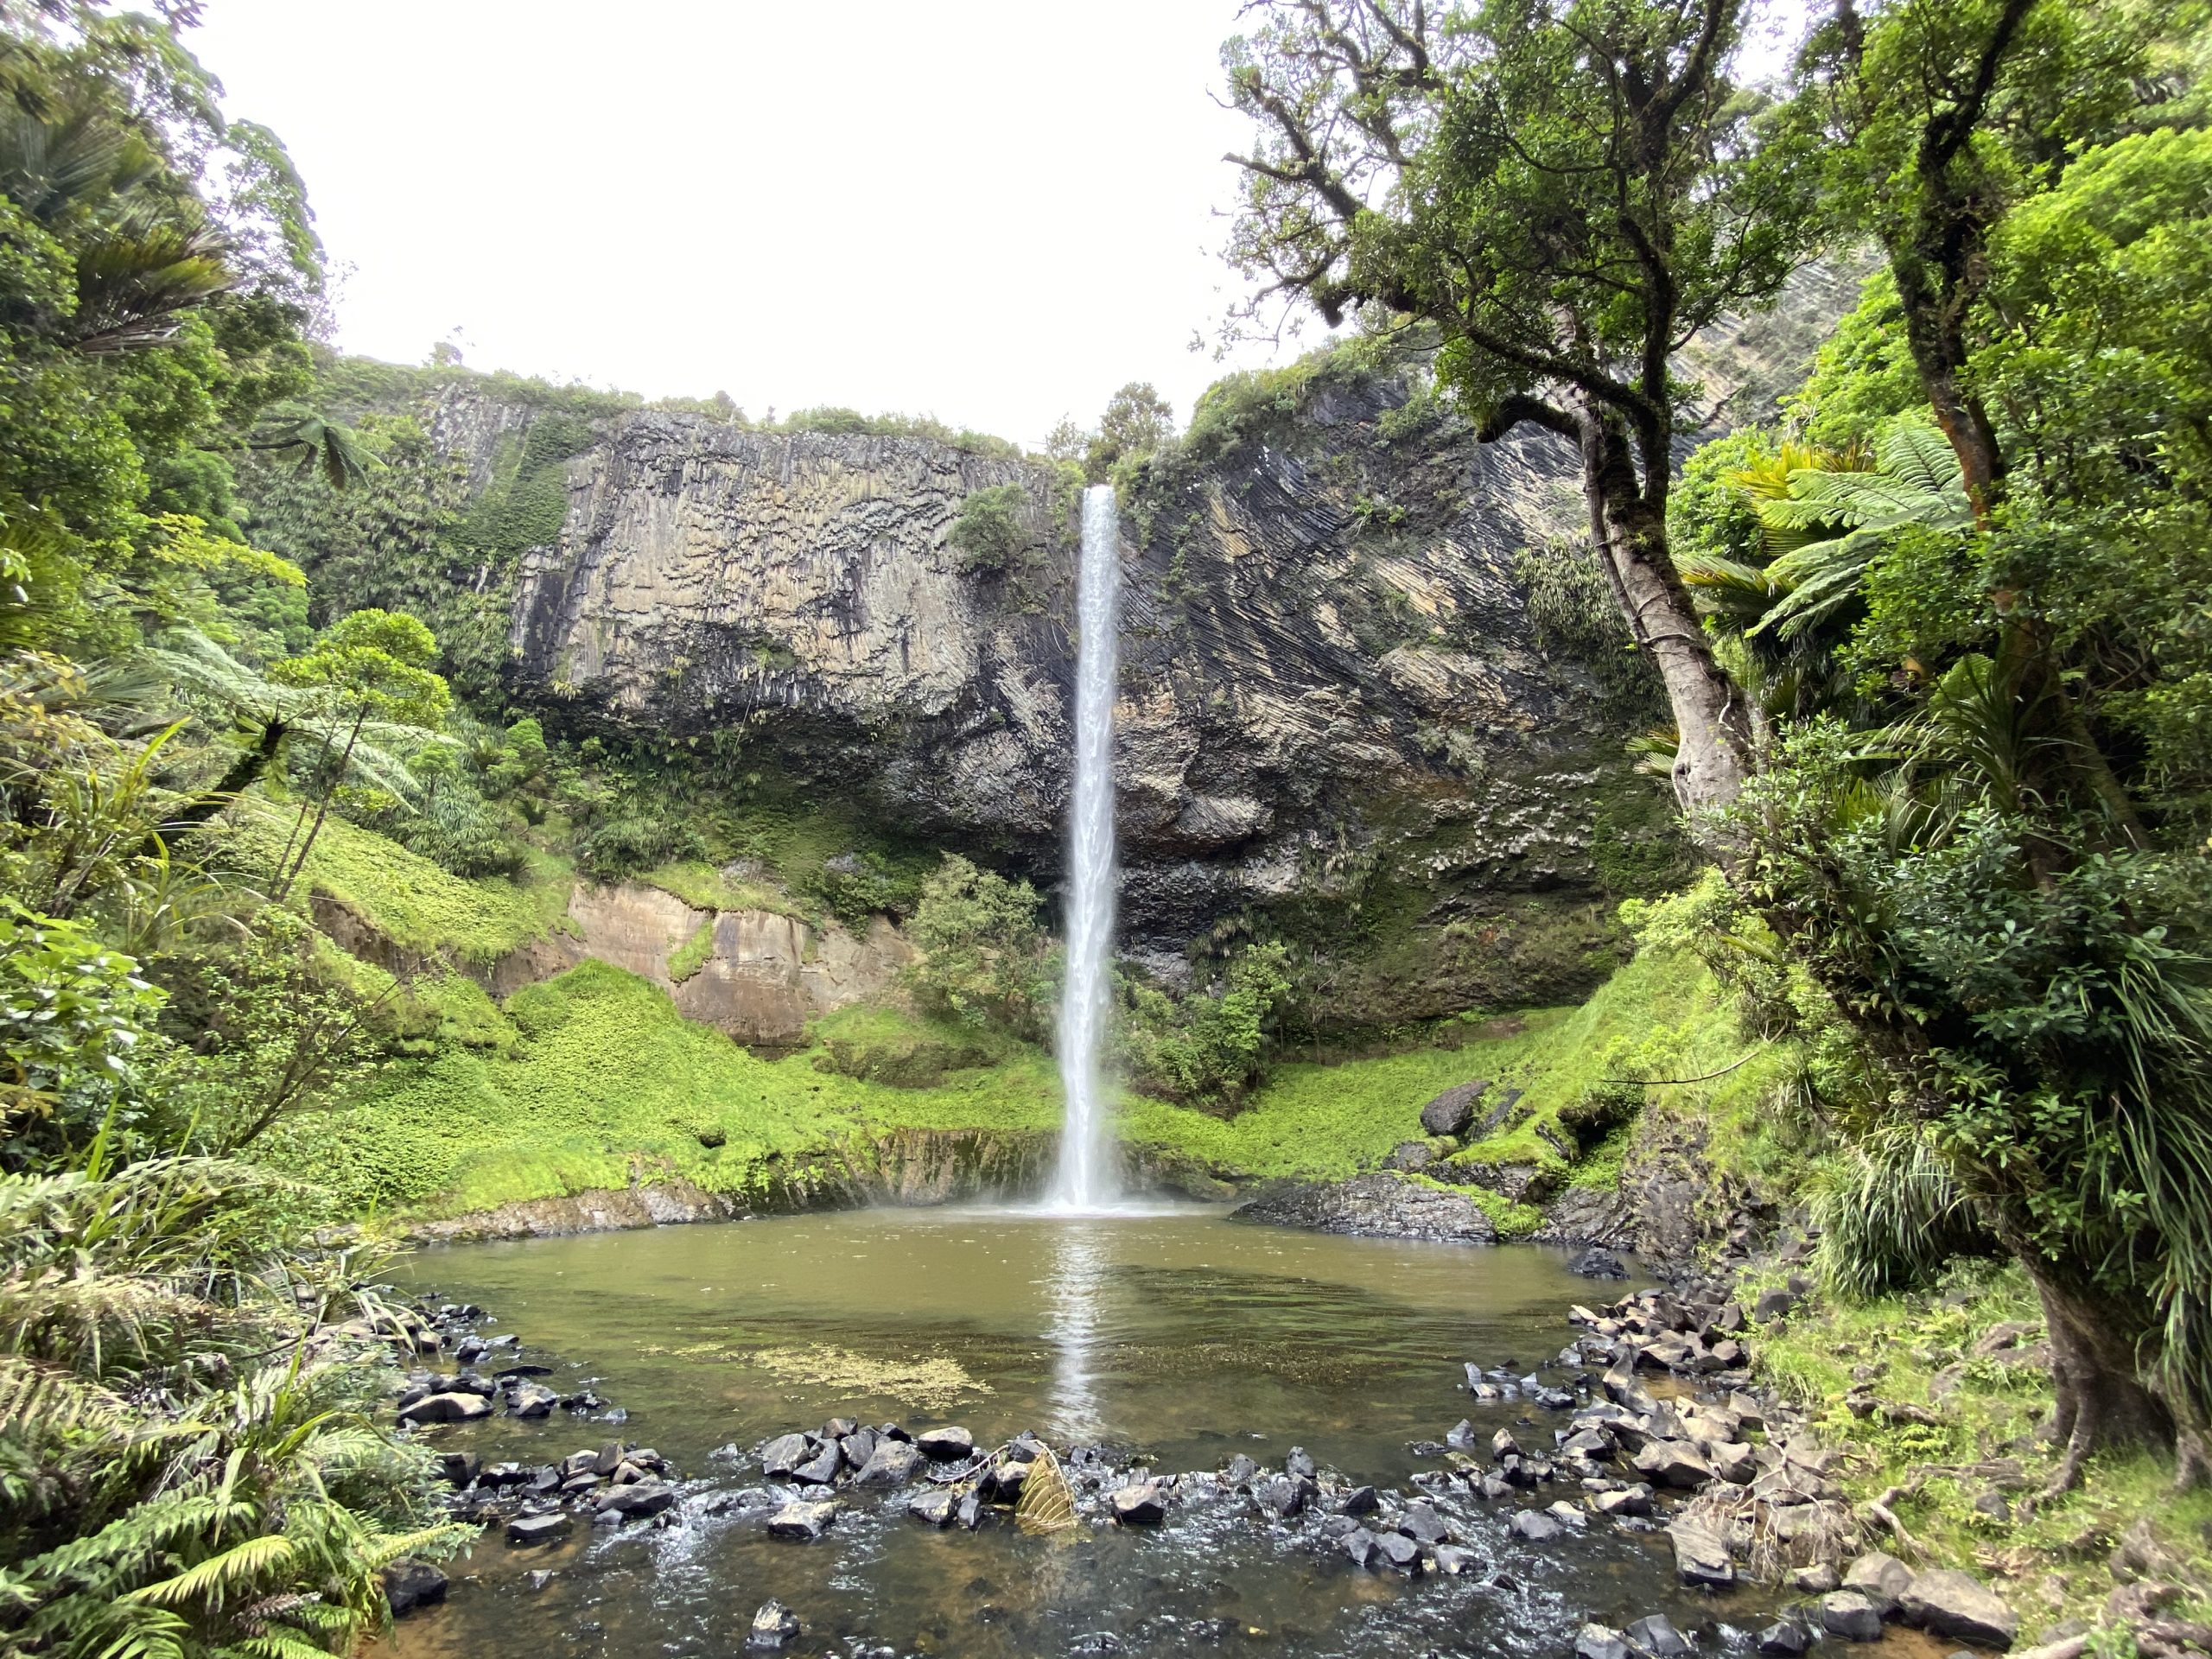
[480,272,1853,1019]
[500,374,1655,1007]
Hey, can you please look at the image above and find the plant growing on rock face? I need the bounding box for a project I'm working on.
[1115,941,1294,1108]
[1223,0,1821,819]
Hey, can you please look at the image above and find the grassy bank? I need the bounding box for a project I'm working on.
[1120,940,1786,1199]
[267,963,1064,1217]
[1750,1262,2212,1636]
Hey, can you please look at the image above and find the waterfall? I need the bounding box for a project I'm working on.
[1045,484,1122,1212]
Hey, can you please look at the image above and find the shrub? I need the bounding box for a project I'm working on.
[906,855,1052,1038]
[947,482,1032,573]
[1116,941,1294,1107]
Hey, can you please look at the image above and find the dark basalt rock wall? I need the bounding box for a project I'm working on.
[481,266,1854,1014]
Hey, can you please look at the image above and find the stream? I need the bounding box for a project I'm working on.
[382,1207,1782,1659]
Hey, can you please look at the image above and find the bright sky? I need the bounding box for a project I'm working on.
[189,0,1289,449]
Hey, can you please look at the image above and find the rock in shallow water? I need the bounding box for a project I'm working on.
[1110,1484,1166,1525]
[915,1426,973,1460]
[766,1499,838,1541]
[759,1433,811,1478]
[1509,1510,1564,1542]
[1666,1516,1734,1587]
[381,1560,447,1617]
[856,1440,923,1485]
[1571,1248,1630,1279]
[505,1512,570,1548]
[906,1490,956,1527]
[747,1599,799,1650]
[1822,1590,1886,1641]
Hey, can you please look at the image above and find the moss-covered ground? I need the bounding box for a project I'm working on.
[1750,1262,2212,1638]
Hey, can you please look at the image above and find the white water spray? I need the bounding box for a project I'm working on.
[1045,485,1122,1212]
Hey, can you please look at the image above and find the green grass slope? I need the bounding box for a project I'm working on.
[1121,940,1782,1188]
[270,962,1063,1217]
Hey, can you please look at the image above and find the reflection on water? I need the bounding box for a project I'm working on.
[1042,1221,1109,1441]
[378,1209,1755,1659]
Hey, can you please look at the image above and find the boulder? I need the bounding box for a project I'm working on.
[1421,1079,1491,1136]
[839,1427,877,1471]
[1111,1484,1167,1524]
[1578,1628,1633,1659]
[1758,1622,1813,1656]
[1632,1440,1713,1491]
[1370,1530,1423,1573]
[855,1440,924,1485]
[906,1490,957,1526]
[747,1599,800,1650]
[766,1499,839,1541]
[1433,1543,1477,1575]
[1753,1287,1797,1323]
[1706,1441,1758,1484]
[1572,1248,1630,1280]
[1844,1550,1916,1611]
[1592,1485,1654,1519]
[597,1482,677,1520]
[1340,1526,1377,1567]
[1261,1474,1316,1518]
[508,1384,558,1418]
[434,1450,481,1486]
[1560,1429,1616,1462]
[1285,1446,1317,1479]
[791,1441,842,1485]
[1667,1516,1734,1587]
[1822,1591,1886,1641]
[505,1512,570,1548]
[1398,1503,1450,1546]
[1510,1510,1564,1542]
[382,1559,448,1617]
[915,1427,974,1460]
[1627,1615,1692,1658]
[1899,1569,2018,1649]
[401,1392,491,1425]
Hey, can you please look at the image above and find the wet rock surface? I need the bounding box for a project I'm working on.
[1229,1172,1499,1243]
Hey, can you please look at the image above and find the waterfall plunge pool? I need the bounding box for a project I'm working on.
[378,1208,1783,1659]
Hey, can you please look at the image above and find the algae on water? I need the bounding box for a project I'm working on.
[748,1344,994,1409]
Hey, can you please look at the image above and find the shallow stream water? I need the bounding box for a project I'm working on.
[383,1207,1782,1659]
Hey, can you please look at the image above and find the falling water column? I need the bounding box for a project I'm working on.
[1046,485,1122,1211]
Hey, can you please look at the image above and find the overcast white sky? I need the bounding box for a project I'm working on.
[189,0,1287,449]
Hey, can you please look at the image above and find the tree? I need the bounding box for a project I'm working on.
[1084,381,1176,480]
[1792,0,2145,512]
[1224,0,1820,817]
[264,609,448,900]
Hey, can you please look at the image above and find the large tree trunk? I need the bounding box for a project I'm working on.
[1576,401,1754,817]
[2024,1257,2174,1497]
